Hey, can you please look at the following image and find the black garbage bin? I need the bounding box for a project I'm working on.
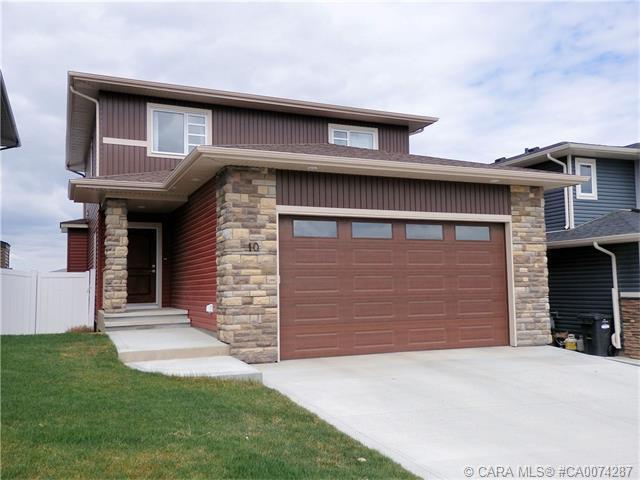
[579,313,612,356]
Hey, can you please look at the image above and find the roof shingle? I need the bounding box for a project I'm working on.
[547,209,640,243]
[87,143,562,184]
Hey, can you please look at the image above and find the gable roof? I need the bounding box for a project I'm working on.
[547,209,640,248]
[495,141,639,167]
[66,71,438,171]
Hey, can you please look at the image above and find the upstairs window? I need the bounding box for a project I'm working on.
[147,103,211,156]
[575,158,598,200]
[328,124,378,150]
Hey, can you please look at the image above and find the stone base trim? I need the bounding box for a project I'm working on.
[103,199,128,313]
[216,167,278,363]
[621,298,639,359]
[510,185,551,346]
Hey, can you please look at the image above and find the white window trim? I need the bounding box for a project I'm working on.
[575,158,598,200]
[328,123,379,150]
[147,103,212,159]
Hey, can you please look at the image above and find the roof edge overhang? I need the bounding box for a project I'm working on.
[68,146,588,210]
[60,219,89,233]
[499,143,640,167]
[66,71,439,172]
[547,233,640,249]
[1,72,21,150]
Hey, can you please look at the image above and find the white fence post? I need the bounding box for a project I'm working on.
[88,268,96,328]
[1,269,94,335]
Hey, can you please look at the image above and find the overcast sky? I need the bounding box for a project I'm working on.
[1,1,638,271]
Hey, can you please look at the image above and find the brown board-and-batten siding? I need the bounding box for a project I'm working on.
[98,91,410,176]
[84,203,104,316]
[276,171,511,215]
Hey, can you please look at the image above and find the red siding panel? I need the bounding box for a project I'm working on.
[277,170,511,215]
[84,203,104,315]
[98,92,410,176]
[66,230,89,272]
[169,177,217,331]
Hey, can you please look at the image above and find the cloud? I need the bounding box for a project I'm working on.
[0,1,638,271]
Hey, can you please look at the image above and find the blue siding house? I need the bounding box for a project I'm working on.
[497,142,640,358]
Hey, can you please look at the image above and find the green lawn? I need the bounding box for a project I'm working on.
[1,333,415,479]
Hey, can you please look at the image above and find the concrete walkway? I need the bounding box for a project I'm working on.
[107,327,262,382]
[258,347,639,479]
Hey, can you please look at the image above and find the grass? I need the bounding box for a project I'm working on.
[1,333,416,479]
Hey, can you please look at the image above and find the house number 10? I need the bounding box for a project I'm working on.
[248,242,260,252]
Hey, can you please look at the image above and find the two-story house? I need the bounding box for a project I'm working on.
[496,142,640,358]
[61,72,581,363]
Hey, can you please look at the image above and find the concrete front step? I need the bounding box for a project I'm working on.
[98,308,191,331]
[107,327,230,362]
[126,356,263,382]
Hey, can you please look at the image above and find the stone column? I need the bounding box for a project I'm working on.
[216,167,277,363]
[621,298,640,359]
[510,185,551,345]
[103,199,128,313]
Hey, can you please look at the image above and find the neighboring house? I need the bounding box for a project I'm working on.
[60,219,90,272]
[0,241,10,269]
[496,143,640,359]
[2,71,20,269]
[61,71,581,363]
[1,70,21,150]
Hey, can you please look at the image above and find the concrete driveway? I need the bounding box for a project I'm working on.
[258,347,639,479]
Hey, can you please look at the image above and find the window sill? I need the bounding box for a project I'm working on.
[147,150,187,160]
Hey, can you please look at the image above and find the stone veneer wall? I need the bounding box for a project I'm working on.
[510,185,551,345]
[216,167,278,363]
[103,199,128,313]
[621,298,640,359]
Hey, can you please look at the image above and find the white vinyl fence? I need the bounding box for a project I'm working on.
[0,269,95,335]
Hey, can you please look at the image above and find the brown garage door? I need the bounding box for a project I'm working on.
[279,216,509,360]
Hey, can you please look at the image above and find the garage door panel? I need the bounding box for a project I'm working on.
[456,250,497,266]
[353,275,396,292]
[353,301,396,321]
[407,327,448,346]
[351,248,395,265]
[292,303,340,324]
[292,275,341,294]
[406,274,446,292]
[353,330,395,348]
[458,325,499,342]
[289,332,340,353]
[456,274,498,291]
[457,298,497,316]
[280,216,509,359]
[292,247,339,265]
[407,300,447,318]
[405,249,446,266]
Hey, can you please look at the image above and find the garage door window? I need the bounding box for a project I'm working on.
[406,224,443,240]
[352,222,392,239]
[293,220,337,238]
[455,225,490,241]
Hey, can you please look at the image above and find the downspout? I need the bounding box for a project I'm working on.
[567,154,575,228]
[546,153,570,230]
[69,85,100,176]
[593,242,622,349]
